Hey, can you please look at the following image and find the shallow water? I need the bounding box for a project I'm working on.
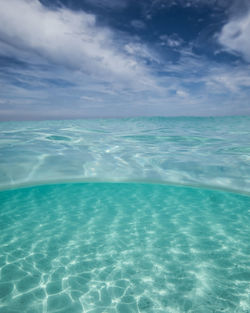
[1,182,250,313]
[1,116,250,193]
[1,117,250,312]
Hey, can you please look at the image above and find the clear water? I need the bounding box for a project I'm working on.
[0,183,250,313]
[1,116,250,192]
[1,117,250,313]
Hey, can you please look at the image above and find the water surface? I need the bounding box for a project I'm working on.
[1,116,250,193]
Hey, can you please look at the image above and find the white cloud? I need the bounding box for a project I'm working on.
[124,42,160,64]
[176,89,189,97]
[0,0,152,88]
[156,48,250,116]
[218,10,250,62]
[159,34,184,48]
[203,66,250,93]
[1,1,250,118]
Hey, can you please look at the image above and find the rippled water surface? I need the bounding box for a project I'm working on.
[1,183,250,313]
[1,116,250,192]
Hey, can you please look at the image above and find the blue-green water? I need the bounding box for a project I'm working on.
[0,183,250,313]
[1,117,250,312]
[1,116,250,193]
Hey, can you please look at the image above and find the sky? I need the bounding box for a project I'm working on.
[0,0,250,120]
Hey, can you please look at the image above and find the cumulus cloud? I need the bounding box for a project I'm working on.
[0,0,151,87]
[218,10,250,62]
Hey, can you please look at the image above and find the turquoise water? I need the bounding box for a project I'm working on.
[1,116,250,192]
[1,117,250,312]
[0,183,250,313]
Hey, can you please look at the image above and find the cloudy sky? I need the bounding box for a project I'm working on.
[0,0,250,120]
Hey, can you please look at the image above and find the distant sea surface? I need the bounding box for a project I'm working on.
[0,117,250,313]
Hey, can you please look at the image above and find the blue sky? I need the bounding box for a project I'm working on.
[0,0,250,120]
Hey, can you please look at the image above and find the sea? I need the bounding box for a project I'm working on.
[0,116,250,313]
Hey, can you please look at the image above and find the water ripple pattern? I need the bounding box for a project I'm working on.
[1,116,250,192]
[0,183,250,313]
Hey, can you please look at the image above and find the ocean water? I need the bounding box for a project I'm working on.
[1,117,250,313]
[1,116,250,192]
